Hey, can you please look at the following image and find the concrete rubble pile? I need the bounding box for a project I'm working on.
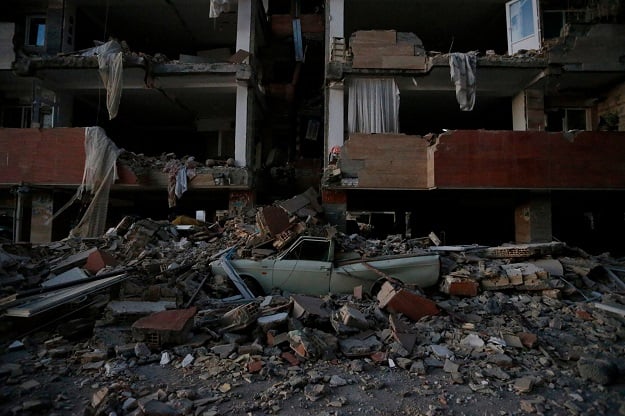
[1,196,625,415]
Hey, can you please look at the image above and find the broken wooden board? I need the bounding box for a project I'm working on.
[5,273,129,318]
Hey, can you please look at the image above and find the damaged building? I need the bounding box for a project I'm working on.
[0,0,625,256]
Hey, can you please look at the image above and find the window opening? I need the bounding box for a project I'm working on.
[26,16,46,47]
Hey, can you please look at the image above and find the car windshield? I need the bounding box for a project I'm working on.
[283,240,330,262]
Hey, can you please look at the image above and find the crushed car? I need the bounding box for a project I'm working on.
[209,235,440,296]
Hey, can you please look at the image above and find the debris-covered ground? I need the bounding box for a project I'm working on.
[1,194,625,416]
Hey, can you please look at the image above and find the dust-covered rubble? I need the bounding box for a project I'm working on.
[1,201,625,415]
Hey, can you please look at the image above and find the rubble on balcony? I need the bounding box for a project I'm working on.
[118,151,250,192]
[1,191,625,415]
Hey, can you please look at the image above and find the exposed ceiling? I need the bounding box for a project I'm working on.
[73,0,239,57]
[344,0,511,54]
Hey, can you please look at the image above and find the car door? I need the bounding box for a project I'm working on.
[271,238,332,295]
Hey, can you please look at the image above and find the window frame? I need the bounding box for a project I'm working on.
[25,15,46,48]
[506,0,541,54]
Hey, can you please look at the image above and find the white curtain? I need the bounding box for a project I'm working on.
[48,127,122,238]
[348,78,400,134]
[82,40,123,120]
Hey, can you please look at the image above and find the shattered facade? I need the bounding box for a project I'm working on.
[1,2,625,413]
[0,0,624,254]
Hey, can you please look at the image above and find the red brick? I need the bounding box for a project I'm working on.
[247,360,264,373]
[291,342,308,358]
[434,130,625,189]
[518,332,538,348]
[132,307,197,332]
[377,282,439,322]
[321,189,347,204]
[267,331,289,347]
[280,351,300,366]
[85,249,119,274]
[576,310,594,321]
[370,351,387,363]
[0,128,85,185]
[447,280,479,297]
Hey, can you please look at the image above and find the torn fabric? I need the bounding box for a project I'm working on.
[348,78,400,134]
[449,52,477,111]
[83,40,123,120]
[175,167,188,199]
[164,158,198,208]
[49,127,122,238]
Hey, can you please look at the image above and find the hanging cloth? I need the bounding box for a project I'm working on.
[82,40,123,120]
[48,127,122,237]
[449,52,477,111]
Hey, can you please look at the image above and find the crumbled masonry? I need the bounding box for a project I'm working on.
[1,198,624,415]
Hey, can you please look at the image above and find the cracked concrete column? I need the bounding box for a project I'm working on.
[325,0,344,167]
[234,0,255,167]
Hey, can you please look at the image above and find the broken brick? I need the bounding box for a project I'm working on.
[131,307,197,347]
[518,332,538,348]
[370,351,387,363]
[267,331,289,347]
[256,205,290,236]
[85,249,119,274]
[440,276,479,297]
[247,360,264,373]
[481,275,512,290]
[576,309,594,321]
[281,351,300,366]
[377,281,439,322]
